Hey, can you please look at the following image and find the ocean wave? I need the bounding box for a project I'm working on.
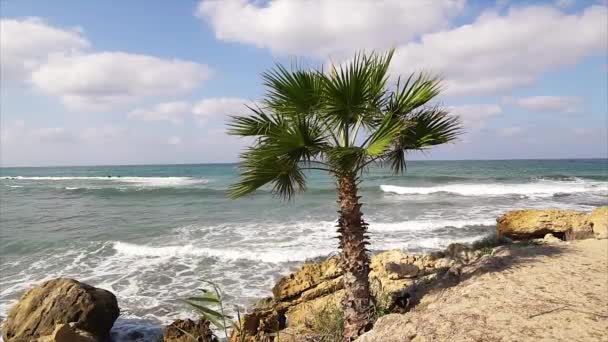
[112,241,334,263]
[371,219,495,231]
[380,180,607,197]
[1,176,208,187]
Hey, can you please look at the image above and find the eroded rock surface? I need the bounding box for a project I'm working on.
[2,278,119,342]
[496,208,607,240]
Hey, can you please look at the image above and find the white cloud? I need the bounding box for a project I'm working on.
[555,0,575,9]
[167,136,182,145]
[0,121,79,148]
[32,127,80,143]
[197,0,465,58]
[192,97,252,125]
[128,101,191,124]
[0,18,90,80]
[31,52,211,111]
[448,104,502,129]
[506,96,583,113]
[498,126,525,137]
[391,5,608,95]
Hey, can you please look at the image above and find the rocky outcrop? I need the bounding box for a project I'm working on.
[232,244,484,341]
[357,238,608,342]
[2,278,119,342]
[496,208,608,240]
[588,207,608,239]
[37,324,97,342]
[163,318,217,342]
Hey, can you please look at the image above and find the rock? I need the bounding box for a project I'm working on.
[497,209,593,240]
[434,257,454,269]
[163,319,217,342]
[2,278,119,342]
[543,233,563,244]
[385,262,420,279]
[589,207,608,239]
[285,290,344,327]
[356,314,417,342]
[37,324,97,342]
[272,257,341,301]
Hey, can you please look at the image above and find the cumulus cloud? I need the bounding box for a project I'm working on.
[391,5,608,95]
[167,136,182,145]
[0,121,80,155]
[197,0,465,58]
[448,104,502,130]
[128,101,191,124]
[555,0,575,9]
[505,96,583,113]
[31,52,211,111]
[199,2,607,96]
[0,17,89,80]
[1,17,211,111]
[498,126,525,137]
[192,97,253,125]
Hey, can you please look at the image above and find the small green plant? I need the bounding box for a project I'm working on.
[470,234,510,251]
[371,291,392,320]
[306,303,344,342]
[182,280,232,340]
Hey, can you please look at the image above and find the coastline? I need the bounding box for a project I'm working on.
[2,207,607,341]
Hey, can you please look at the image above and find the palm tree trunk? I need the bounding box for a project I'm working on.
[336,174,372,341]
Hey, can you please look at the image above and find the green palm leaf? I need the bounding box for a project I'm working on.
[228,49,462,198]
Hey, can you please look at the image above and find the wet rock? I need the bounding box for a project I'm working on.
[2,278,119,342]
[163,318,217,342]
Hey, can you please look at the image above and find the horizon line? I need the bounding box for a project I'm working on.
[1,157,606,169]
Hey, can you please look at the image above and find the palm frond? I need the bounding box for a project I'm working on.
[387,72,443,116]
[363,112,404,157]
[381,107,462,174]
[262,64,323,117]
[227,106,284,137]
[228,49,463,195]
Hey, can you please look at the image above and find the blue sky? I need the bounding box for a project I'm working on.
[1,0,607,166]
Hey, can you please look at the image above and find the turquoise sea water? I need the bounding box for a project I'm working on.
[1,159,606,338]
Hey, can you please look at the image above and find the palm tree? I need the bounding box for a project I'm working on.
[227,49,462,341]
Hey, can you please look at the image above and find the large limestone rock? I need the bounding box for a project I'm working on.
[37,324,97,342]
[233,246,473,340]
[2,278,119,342]
[588,207,608,239]
[497,209,594,240]
[272,257,341,301]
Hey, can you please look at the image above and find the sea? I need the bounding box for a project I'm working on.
[0,159,606,339]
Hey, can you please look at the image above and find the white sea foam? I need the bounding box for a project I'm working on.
[371,219,495,232]
[112,241,334,263]
[1,176,207,186]
[380,180,606,197]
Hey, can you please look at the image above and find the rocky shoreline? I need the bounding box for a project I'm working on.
[2,207,606,341]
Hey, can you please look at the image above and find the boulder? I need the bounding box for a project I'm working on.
[272,256,341,301]
[497,209,593,240]
[589,207,608,239]
[163,319,217,342]
[2,278,119,342]
[37,324,97,342]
